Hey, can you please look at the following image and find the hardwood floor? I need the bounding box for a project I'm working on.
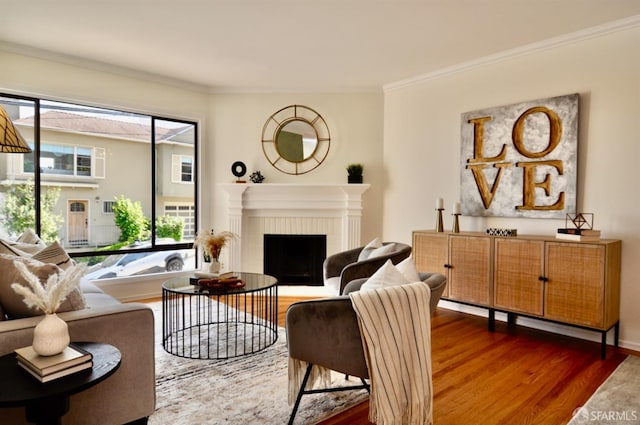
[278,295,633,425]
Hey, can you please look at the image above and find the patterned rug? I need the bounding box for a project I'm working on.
[568,355,640,424]
[147,301,369,425]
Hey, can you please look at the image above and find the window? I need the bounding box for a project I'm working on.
[172,155,194,183]
[103,200,116,214]
[23,144,99,177]
[0,94,199,279]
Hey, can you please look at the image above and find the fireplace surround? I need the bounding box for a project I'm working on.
[220,183,370,274]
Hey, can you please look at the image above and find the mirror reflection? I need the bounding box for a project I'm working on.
[275,120,318,162]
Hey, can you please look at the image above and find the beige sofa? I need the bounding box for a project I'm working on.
[0,279,155,425]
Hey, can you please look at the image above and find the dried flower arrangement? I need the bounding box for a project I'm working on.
[11,263,87,314]
[193,230,236,261]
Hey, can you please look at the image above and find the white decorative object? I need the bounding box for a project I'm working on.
[11,262,86,356]
[32,313,70,356]
[209,259,221,274]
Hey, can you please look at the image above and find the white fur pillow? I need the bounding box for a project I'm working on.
[360,259,410,291]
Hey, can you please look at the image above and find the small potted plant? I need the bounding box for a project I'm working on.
[346,163,363,184]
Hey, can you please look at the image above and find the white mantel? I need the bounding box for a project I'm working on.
[220,183,370,272]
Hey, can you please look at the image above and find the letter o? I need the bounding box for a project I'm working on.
[512,106,562,159]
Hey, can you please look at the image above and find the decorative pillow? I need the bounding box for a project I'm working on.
[358,237,383,261]
[360,259,410,292]
[396,257,422,282]
[15,230,47,255]
[0,254,86,319]
[17,229,45,246]
[32,241,75,270]
[0,239,26,256]
[367,242,398,260]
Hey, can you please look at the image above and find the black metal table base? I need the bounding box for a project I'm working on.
[162,279,278,359]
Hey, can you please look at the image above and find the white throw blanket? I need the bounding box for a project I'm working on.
[349,282,433,425]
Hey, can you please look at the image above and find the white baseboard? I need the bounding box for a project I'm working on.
[438,300,639,352]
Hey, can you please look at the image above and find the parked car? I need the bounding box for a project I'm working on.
[84,241,189,280]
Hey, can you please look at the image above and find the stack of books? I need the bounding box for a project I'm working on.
[556,228,601,241]
[15,344,93,383]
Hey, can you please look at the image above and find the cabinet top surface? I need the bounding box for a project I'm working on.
[412,230,620,244]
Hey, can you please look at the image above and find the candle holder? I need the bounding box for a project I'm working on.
[452,213,460,233]
[435,208,445,232]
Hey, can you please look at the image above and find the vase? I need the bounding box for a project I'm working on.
[33,313,70,356]
[209,258,221,274]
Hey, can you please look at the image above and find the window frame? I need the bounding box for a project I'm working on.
[0,92,199,261]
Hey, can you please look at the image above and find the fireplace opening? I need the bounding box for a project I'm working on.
[263,234,326,286]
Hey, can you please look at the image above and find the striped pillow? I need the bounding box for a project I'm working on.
[32,241,75,270]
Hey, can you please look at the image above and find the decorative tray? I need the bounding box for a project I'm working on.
[190,274,245,290]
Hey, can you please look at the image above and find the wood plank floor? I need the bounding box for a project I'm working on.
[279,296,634,425]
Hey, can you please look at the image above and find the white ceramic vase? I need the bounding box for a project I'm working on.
[209,258,221,274]
[33,313,70,356]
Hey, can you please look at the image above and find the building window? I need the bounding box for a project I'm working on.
[103,200,116,214]
[23,144,99,177]
[172,155,194,183]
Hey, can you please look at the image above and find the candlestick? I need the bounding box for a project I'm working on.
[452,213,460,233]
[436,208,444,232]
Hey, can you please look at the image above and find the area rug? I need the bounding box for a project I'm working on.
[568,355,640,424]
[146,301,369,425]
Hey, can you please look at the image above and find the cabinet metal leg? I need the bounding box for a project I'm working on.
[488,309,495,332]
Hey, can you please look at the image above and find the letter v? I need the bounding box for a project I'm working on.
[466,163,512,209]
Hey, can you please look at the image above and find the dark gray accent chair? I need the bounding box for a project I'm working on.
[286,272,447,424]
[322,242,412,295]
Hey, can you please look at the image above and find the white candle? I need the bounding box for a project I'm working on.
[436,197,444,209]
[453,202,461,214]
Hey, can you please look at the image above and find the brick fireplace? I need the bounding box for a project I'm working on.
[220,183,370,274]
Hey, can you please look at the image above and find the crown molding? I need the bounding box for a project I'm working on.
[383,14,640,93]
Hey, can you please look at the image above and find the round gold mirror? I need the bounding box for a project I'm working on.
[262,105,330,175]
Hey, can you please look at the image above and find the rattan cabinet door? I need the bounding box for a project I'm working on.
[494,238,545,315]
[412,231,450,298]
[448,235,492,305]
[544,242,605,328]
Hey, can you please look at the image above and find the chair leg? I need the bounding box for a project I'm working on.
[288,363,314,425]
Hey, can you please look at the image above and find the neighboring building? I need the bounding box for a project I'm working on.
[0,109,195,248]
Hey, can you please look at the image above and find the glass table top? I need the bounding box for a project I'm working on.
[163,272,278,295]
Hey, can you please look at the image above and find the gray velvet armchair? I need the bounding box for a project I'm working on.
[286,272,447,424]
[323,242,411,295]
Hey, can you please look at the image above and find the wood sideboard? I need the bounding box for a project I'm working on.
[412,230,622,358]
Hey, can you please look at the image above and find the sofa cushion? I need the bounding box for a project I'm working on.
[0,254,86,319]
[396,257,422,282]
[0,229,47,256]
[367,242,398,259]
[17,229,45,246]
[0,239,26,256]
[358,237,382,261]
[32,241,75,270]
[360,259,411,291]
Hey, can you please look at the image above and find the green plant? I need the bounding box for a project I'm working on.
[156,215,184,241]
[346,163,363,177]
[0,180,63,242]
[112,196,146,243]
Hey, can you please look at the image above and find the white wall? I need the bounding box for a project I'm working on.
[382,26,640,349]
[206,93,384,247]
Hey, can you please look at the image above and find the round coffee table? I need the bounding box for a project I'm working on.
[162,272,278,359]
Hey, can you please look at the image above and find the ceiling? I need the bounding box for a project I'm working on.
[2,1,640,93]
